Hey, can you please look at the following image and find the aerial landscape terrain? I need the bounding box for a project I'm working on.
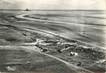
[0,10,106,73]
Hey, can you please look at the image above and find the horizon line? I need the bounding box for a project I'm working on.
[0,9,106,11]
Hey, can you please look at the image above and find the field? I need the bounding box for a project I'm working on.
[0,10,106,73]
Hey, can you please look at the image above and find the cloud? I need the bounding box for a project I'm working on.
[0,0,22,9]
[0,0,106,10]
[27,0,106,10]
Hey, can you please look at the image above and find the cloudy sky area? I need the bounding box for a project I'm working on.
[0,0,106,10]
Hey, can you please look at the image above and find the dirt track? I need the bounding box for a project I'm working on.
[0,11,106,73]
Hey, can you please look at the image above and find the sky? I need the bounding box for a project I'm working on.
[0,0,106,10]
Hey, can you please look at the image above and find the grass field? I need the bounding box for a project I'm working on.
[0,10,106,73]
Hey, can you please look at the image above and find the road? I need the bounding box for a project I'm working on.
[16,13,106,49]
